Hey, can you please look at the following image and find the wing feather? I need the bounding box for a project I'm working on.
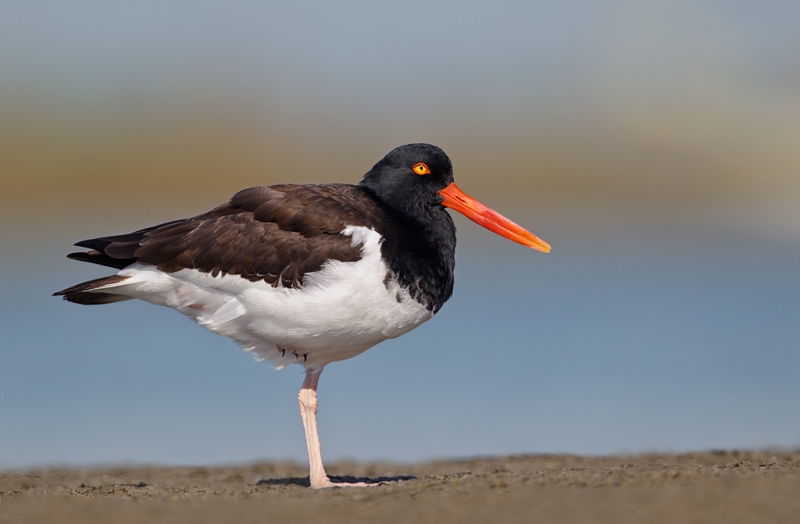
[66,184,383,288]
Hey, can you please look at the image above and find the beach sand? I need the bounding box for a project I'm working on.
[2,450,798,523]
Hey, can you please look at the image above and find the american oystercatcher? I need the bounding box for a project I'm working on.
[55,143,550,488]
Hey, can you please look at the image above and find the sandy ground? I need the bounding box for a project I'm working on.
[2,450,799,523]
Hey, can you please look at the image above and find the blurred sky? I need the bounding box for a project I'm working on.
[1,1,799,469]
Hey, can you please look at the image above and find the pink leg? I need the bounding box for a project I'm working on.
[298,366,368,489]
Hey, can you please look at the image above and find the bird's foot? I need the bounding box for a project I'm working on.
[310,476,371,489]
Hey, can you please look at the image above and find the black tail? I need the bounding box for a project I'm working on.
[64,219,185,270]
[57,218,190,304]
[53,275,132,305]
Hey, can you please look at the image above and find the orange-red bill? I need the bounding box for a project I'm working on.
[438,182,551,253]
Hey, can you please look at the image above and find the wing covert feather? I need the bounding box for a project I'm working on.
[73,184,385,288]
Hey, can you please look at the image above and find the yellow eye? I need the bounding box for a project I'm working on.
[413,162,431,175]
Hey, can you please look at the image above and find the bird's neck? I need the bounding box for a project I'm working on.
[382,206,457,313]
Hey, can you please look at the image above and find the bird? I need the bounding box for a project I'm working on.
[54,143,550,488]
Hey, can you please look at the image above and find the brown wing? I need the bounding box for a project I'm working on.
[67,184,385,288]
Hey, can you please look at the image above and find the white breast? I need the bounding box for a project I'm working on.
[92,226,434,368]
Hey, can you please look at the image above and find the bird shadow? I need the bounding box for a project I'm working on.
[256,475,416,488]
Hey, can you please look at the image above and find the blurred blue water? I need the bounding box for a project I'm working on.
[2,0,799,471]
[1,223,798,469]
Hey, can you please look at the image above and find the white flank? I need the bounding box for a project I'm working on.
[91,226,434,368]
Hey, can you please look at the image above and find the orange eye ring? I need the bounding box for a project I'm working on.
[413,162,431,176]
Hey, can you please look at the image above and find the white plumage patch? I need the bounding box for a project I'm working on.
[90,226,434,368]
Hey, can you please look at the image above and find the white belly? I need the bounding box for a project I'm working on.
[97,226,434,368]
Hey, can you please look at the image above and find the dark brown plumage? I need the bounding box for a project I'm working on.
[66,184,384,288]
[59,182,457,310]
[53,275,133,304]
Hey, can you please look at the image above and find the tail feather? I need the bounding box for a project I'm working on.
[66,250,134,270]
[54,275,133,305]
[67,219,187,269]
[59,218,190,305]
[73,219,184,250]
